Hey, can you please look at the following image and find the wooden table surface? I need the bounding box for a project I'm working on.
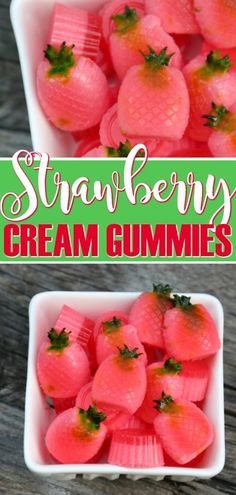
[0,0,31,156]
[0,263,235,495]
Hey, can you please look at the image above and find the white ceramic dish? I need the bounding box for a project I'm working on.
[25,291,225,480]
[10,0,108,157]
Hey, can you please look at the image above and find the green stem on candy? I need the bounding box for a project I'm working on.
[112,5,139,33]
[118,344,143,360]
[45,42,75,77]
[142,47,174,70]
[154,391,174,412]
[203,102,230,129]
[79,405,106,432]
[47,328,71,351]
[173,294,192,309]
[102,316,122,334]
[153,283,172,297]
[106,140,145,158]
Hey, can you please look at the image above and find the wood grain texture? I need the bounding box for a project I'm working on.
[0,0,32,156]
[0,264,236,495]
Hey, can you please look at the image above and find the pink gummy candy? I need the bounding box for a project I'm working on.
[194,0,236,49]
[54,304,94,348]
[145,0,200,34]
[48,3,101,60]
[183,53,236,141]
[76,380,129,433]
[108,428,164,467]
[37,330,90,398]
[110,13,182,80]
[46,406,107,463]
[118,49,189,139]
[96,320,147,366]
[100,0,145,41]
[37,53,110,132]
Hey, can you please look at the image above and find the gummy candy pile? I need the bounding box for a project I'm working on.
[36,0,236,158]
[37,285,220,467]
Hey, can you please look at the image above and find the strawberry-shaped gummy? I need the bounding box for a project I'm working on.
[46,405,107,463]
[145,0,200,34]
[118,47,190,139]
[108,428,164,467]
[92,345,147,415]
[37,328,90,398]
[164,295,221,361]
[110,7,182,80]
[154,393,214,464]
[203,102,236,157]
[96,316,146,365]
[183,50,236,141]
[137,358,183,424]
[84,139,145,157]
[101,0,145,41]
[76,380,129,434]
[37,42,110,132]
[54,304,94,348]
[194,0,236,49]
[48,3,101,61]
[129,284,173,348]
[137,357,209,424]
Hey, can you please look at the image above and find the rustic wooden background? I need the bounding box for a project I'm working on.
[0,0,31,156]
[0,264,235,494]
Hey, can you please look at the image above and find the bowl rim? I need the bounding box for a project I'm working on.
[25,290,225,478]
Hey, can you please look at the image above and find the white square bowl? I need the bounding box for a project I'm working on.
[10,0,108,157]
[25,291,225,481]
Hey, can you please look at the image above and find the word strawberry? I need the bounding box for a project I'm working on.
[194,0,236,48]
[46,405,107,463]
[145,0,199,34]
[37,328,90,397]
[92,345,146,414]
[154,393,214,464]
[183,50,236,141]
[108,428,164,467]
[118,47,189,139]
[110,7,182,80]
[203,102,236,157]
[37,42,110,131]
[129,284,173,348]
[164,295,220,360]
